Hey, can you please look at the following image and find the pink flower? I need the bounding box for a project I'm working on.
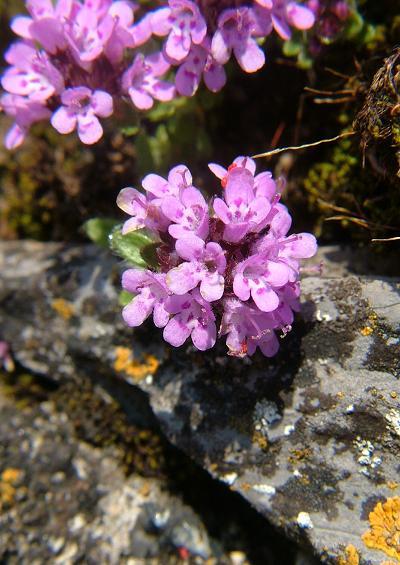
[213,167,271,243]
[122,269,170,328]
[162,186,209,240]
[2,42,64,101]
[166,234,226,301]
[151,0,207,62]
[51,86,113,144]
[163,289,216,350]
[270,0,315,40]
[1,93,51,149]
[175,40,226,96]
[221,299,280,358]
[211,7,265,73]
[122,52,175,110]
[117,157,318,358]
[232,254,290,312]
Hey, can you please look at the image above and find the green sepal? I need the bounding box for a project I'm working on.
[120,125,140,137]
[119,290,134,307]
[83,218,120,248]
[109,225,156,269]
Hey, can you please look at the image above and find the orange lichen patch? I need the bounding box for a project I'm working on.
[2,468,22,484]
[338,544,360,565]
[252,431,268,450]
[0,468,23,510]
[362,497,400,561]
[288,447,313,464]
[139,482,151,498]
[387,482,399,491]
[360,326,374,336]
[380,561,398,565]
[114,346,159,382]
[51,298,75,320]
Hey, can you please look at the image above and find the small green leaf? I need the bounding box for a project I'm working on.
[83,218,119,247]
[120,125,139,137]
[109,226,155,268]
[283,39,302,57]
[140,242,159,270]
[119,290,134,306]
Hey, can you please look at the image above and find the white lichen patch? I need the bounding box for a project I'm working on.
[220,472,238,486]
[385,409,400,437]
[316,310,333,322]
[253,400,281,432]
[284,424,295,436]
[251,484,276,495]
[353,436,382,476]
[296,512,313,529]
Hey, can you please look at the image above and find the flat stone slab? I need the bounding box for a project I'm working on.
[1,242,399,564]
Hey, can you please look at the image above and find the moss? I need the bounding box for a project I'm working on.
[0,370,56,409]
[51,379,167,478]
[303,130,400,242]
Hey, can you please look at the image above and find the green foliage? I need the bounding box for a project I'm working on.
[109,225,157,268]
[118,290,134,307]
[303,133,400,240]
[83,218,119,247]
[134,93,215,177]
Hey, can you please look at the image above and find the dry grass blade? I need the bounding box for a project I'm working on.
[371,236,400,242]
[252,131,355,159]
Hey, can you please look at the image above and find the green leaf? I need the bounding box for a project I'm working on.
[83,218,119,247]
[135,132,155,177]
[140,242,159,270]
[109,226,155,268]
[119,290,134,307]
[120,125,139,137]
[283,39,302,57]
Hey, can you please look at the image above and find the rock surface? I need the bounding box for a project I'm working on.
[0,241,399,564]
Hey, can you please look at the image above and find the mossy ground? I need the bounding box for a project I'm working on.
[0,366,299,563]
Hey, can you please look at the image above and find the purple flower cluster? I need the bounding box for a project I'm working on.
[0,0,316,148]
[118,156,317,357]
[306,0,350,55]
[0,0,174,148]
[148,0,316,96]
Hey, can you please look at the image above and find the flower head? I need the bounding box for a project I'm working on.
[1,0,321,147]
[51,86,113,144]
[1,0,174,146]
[118,156,317,357]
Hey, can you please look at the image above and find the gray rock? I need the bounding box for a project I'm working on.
[1,241,399,564]
[0,383,213,564]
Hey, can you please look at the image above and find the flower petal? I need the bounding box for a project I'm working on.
[163,315,191,347]
[200,272,224,302]
[91,90,113,117]
[166,262,201,295]
[191,321,216,350]
[153,301,170,328]
[77,114,103,144]
[122,294,153,326]
[51,106,77,134]
[251,285,279,312]
[175,235,204,261]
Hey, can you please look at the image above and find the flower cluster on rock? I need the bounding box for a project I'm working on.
[0,0,317,148]
[117,156,317,357]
